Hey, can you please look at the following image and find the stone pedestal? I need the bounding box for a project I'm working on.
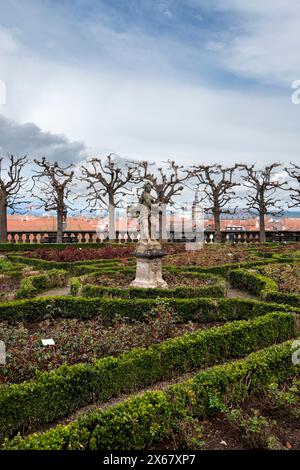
[130,241,168,289]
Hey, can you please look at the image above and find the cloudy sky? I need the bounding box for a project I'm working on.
[0,0,300,167]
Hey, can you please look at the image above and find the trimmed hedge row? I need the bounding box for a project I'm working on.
[71,264,130,276]
[6,252,290,277]
[165,259,279,277]
[15,269,68,299]
[6,255,122,273]
[0,312,295,441]
[264,291,300,308]
[229,267,300,308]
[0,295,299,324]
[70,270,226,299]
[0,269,23,280]
[0,243,125,252]
[69,267,135,295]
[166,254,300,277]
[4,336,299,450]
[79,284,225,299]
[273,252,300,261]
[229,268,277,297]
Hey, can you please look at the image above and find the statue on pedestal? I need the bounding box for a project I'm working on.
[130,182,168,288]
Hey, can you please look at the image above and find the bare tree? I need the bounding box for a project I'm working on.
[285,163,300,208]
[191,164,239,243]
[137,160,189,241]
[239,163,286,242]
[32,158,75,243]
[0,155,28,243]
[80,154,139,239]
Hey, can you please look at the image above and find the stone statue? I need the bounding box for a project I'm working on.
[138,182,155,241]
[130,181,168,288]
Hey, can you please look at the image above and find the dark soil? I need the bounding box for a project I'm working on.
[84,271,215,288]
[0,276,20,300]
[155,388,300,450]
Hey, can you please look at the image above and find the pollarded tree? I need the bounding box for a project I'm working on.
[137,160,189,241]
[32,157,75,243]
[239,163,286,242]
[0,155,28,243]
[285,163,300,208]
[191,164,240,243]
[80,154,139,239]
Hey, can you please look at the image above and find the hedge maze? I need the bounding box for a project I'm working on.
[1,243,300,450]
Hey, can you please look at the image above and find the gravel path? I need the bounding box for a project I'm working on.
[37,286,70,297]
[54,371,196,428]
[226,286,258,300]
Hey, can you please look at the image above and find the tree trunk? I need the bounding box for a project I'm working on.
[57,209,63,244]
[214,209,222,243]
[0,193,7,244]
[157,203,168,242]
[158,209,163,242]
[108,194,116,240]
[259,210,266,243]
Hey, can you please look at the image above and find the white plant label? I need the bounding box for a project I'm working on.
[41,338,55,346]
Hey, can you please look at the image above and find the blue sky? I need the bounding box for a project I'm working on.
[0,0,300,169]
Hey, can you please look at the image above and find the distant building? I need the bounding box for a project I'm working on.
[6,214,300,232]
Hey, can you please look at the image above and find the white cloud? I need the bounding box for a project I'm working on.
[204,0,300,85]
[0,115,86,163]
[0,0,300,171]
[0,26,19,54]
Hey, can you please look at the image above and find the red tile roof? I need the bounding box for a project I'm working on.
[6,215,300,232]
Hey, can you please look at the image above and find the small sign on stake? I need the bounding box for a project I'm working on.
[0,341,6,364]
[41,338,55,346]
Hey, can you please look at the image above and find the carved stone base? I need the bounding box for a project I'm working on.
[130,241,168,289]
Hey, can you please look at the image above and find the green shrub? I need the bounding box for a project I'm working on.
[16,269,68,299]
[70,277,81,296]
[71,264,122,276]
[229,268,277,297]
[70,269,226,299]
[165,257,289,278]
[0,312,295,441]
[80,284,225,299]
[6,255,121,273]
[0,243,109,252]
[0,296,299,324]
[4,336,299,450]
[229,267,300,308]
[264,291,300,308]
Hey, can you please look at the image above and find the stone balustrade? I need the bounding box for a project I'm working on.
[4,229,300,244]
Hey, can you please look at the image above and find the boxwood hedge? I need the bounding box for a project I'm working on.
[0,296,299,324]
[0,312,295,441]
[70,270,226,299]
[3,336,299,450]
[16,269,68,299]
[229,267,300,308]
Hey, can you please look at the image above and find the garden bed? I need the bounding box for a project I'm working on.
[165,243,300,268]
[0,312,295,441]
[0,303,221,385]
[156,376,300,450]
[70,269,227,299]
[3,337,299,450]
[260,262,300,294]
[229,261,300,307]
